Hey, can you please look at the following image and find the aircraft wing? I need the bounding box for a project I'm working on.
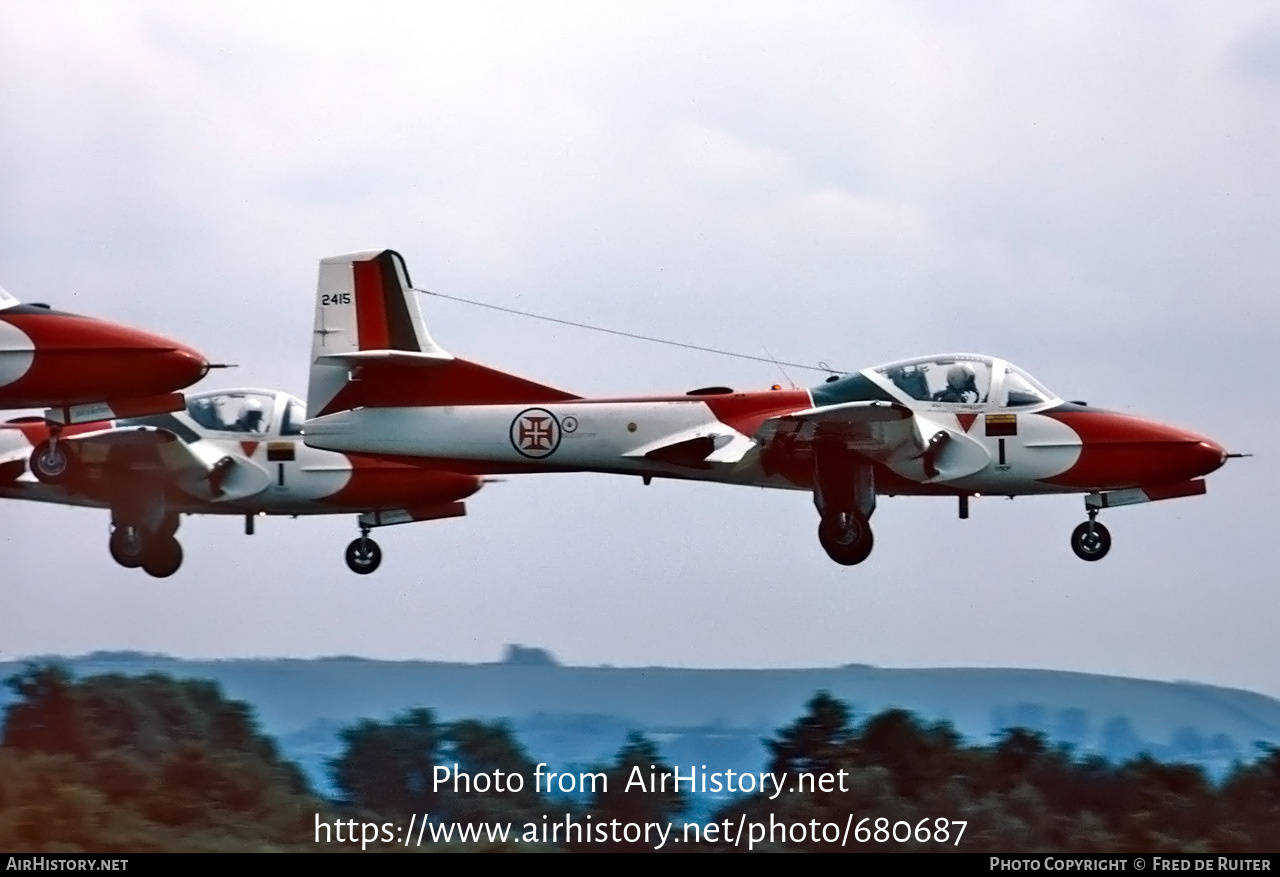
[27,419,271,502]
[756,401,991,483]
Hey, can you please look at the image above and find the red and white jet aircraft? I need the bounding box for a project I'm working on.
[0,285,210,482]
[0,388,482,577]
[303,250,1233,566]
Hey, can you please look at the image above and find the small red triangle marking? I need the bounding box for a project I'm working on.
[240,441,259,456]
[956,413,977,433]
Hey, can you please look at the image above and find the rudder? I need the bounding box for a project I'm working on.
[308,250,450,417]
[307,250,578,418]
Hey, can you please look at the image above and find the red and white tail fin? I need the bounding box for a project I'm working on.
[307,250,577,418]
[308,250,450,417]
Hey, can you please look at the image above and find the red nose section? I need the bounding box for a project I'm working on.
[4,313,209,407]
[1045,409,1227,490]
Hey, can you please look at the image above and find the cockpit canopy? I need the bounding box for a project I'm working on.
[184,389,306,436]
[814,355,1059,410]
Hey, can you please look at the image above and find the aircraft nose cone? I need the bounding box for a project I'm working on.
[1126,423,1228,484]
[1187,438,1228,477]
[1045,408,1230,489]
[165,344,211,387]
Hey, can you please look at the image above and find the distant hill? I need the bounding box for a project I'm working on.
[3,649,1277,798]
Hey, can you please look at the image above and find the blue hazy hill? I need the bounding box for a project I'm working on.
[2,647,1277,799]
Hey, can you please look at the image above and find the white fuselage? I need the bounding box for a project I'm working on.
[304,396,1086,496]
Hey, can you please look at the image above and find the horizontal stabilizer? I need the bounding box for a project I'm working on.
[314,349,453,367]
[308,249,577,417]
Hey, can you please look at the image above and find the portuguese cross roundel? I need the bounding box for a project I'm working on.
[510,408,561,458]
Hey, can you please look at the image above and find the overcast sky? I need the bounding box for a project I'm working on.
[1,2,1277,700]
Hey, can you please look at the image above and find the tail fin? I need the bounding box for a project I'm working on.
[307,249,449,417]
[307,250,577,418]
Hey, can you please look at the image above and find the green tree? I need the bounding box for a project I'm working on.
[767,691,854,778]
[330,708,444,817]
[444,718,549,825]
[585,732,686,850]
[0,664,322,852]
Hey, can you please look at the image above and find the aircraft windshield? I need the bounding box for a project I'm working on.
[186,391,276,434]
[876,355,993,404]
[280,397,306,436]
[867,355,1060,408]
[1000,364,1055,407]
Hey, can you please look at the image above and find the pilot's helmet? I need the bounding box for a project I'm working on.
[946,363,977,392]
[240,398,265,429]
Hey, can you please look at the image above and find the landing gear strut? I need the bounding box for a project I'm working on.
[109,525,147,568]
[813,438,876,566]
[345,526,382,574]
[1071,509,1111,561]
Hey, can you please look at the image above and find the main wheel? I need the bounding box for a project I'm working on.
[109,526,148,569]
[345,537,382,574]
[818,513,875,566]
[1071,521,1112,561]
[29,441,73,485]
[141,537,183,578]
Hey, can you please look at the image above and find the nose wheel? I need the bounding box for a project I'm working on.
[1070,513,1112,561]
[30,438,75,485]
[345,529,383,574]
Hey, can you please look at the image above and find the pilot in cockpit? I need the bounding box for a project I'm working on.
[238,398,266,433]
[188,397,219,430]
[933,364,980,403]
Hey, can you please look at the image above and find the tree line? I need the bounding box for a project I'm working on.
[2,665,1278,851]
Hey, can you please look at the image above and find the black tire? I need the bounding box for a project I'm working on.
[109,526,147,569]
[1071,521,1112,561]
[141,537,183,578]
[818,513,875,566]
[29,441,73,485]
[345,537,382,575]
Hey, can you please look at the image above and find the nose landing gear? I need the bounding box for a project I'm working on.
[29,435,75,486]
[345,525,382,574]
[1070,509,1112,561]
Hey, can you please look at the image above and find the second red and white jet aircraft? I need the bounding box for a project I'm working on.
[0,285,210,483]
[302,250,1234,566]
[0,388,482,577]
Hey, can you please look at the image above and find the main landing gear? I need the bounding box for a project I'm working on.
[108,516,184,578]
[813,439,877,566]
[345,525,382,574]
[1070,509,1112,561]
[107,484,184,578]
[818,511,874,566]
